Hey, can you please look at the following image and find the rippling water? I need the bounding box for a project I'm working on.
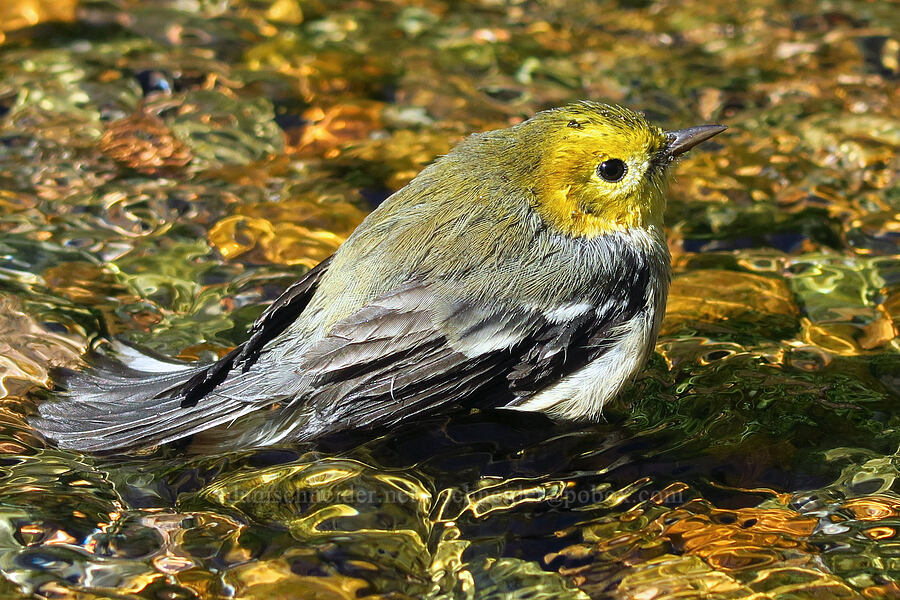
[0,0,898,598]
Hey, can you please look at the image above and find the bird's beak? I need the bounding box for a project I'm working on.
[664,125,727,157]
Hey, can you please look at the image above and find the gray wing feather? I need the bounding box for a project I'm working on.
[268,281,635,441]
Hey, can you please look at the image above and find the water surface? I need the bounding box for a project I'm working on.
[0,0,898,598]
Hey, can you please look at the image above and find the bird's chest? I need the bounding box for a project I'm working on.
[503,228,669,418]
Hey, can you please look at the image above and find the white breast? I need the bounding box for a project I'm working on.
[504,225,669,421]
[504,306,660,421]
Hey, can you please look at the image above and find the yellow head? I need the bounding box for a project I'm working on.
[498,102,725,238]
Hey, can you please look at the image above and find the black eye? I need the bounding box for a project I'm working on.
[597,159,627,182]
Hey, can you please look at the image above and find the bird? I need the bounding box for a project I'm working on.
[32,101,726,453]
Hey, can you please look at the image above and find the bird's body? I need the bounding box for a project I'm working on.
[32,102,725,452]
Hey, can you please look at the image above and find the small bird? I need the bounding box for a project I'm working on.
[32,102,725,452]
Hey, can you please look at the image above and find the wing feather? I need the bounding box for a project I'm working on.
[274,276,648,440]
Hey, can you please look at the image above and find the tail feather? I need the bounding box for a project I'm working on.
[30,342,256,453]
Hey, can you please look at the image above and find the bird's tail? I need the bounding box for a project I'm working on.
[30,341,256,453]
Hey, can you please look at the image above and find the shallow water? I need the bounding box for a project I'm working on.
[0,0,898,598]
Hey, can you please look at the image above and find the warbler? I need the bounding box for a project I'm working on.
[33,102,725,452]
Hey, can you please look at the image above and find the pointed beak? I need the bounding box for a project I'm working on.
[664,124,727,157]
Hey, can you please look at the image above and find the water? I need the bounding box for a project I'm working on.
[0,0,898,598]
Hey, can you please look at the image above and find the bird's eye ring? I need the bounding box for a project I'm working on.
[597,159,627,182]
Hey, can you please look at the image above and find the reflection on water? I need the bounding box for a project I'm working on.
[0,0,898,597]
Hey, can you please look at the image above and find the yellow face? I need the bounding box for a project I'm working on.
[532,104,671,238]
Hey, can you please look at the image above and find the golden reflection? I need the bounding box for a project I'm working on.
[235,0,304,27]
[226,560,374,600]
[100,114,192,175]
[42,261,127,307]
[842,496,900,521]
[662,270,798,337]
[863,582,900,598]
[291,103,384,157]
[243,36,382,103]
[208,195,366,267]
[860,304,899,349]
[209,215,347,267]
[553,491,865,599]
[786,255,900,356]
[863,527,895,540]
[802,319,879,356]
[0,295,84,398]
[177,342,234,362]
[663,505,817,560]
[0,0,77,42]
[616,556,751,599]
[346,129,457,190]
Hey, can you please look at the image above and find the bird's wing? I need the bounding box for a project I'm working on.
[179,255,333,404]
[283,276,647,439]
